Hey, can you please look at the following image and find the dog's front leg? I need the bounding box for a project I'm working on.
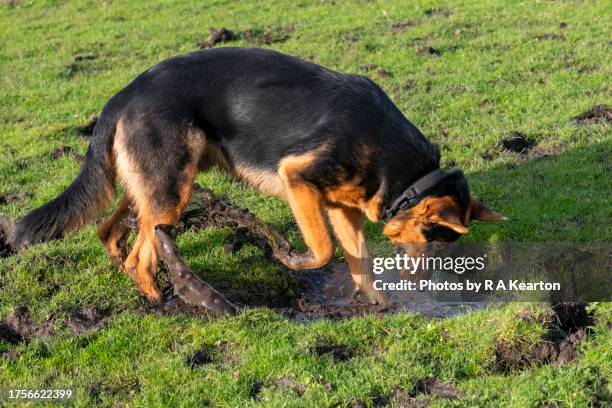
[327,206,387,305]
[273,181,334,270]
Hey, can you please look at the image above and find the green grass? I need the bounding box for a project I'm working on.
[0,0,610,406]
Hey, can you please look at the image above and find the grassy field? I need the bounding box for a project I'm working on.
[1,0,611,407]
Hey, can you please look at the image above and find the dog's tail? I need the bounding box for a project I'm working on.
[12,112,118,251]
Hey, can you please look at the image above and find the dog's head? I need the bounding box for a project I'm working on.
[382,170,506,244]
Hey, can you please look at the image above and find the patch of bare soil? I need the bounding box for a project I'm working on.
[274,377,305,396]
[241,26,294,45]
[0,191,29,205]
[52,145,72,159]
[309,344,354,361]
[350,379,462,408]
[64,54,100,78]
[198,27,234,48]
[184,341,237,369]
[529,144,566,159]
[388,387,431,407]
[77,116,98,137]
[391,20,415,33]
[185,346,214,367]
[572,104,612,124]
[482,132,565,161]
[65,306,109,336]
[415,44,441,56]
[51,146,84,162]
[495,303,593,372]
[498,131,536,154]
[198,26,293,49]
[393,80,417,94]
[359,63,389,77]
[413,377,463,399]
[535,33,565,41]
[0,306,56,344]
[249,381,264,399]
[424,8,452,17]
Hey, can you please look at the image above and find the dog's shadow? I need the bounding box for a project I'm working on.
[461,140,610,243]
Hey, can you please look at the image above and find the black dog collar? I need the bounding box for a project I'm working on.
[383,168,454,220]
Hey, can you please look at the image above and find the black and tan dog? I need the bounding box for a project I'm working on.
[12,47,505,304]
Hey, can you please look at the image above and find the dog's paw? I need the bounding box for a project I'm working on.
[351,287,388,306]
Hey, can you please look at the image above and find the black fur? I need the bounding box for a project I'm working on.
[14,47,467,249]
[12,110,117,251]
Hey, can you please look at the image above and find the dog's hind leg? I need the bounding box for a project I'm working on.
[113,119,203,301]
[97,196,132,268]
[122,165,197,302]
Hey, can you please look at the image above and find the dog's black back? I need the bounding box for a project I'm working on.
[119,47,441,205]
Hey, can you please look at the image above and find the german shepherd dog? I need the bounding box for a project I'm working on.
[12,48,505,304]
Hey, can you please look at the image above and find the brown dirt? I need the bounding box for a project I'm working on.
[274,377,305,396]
[424,8,452,17]
[198,26,293,49]
[391,20,415,33]
[359,63,389,77]
[184,341,237,368]
[1,350,20,360]
[249,381,264,399]
[413,377,463,399]
[185,346,214,367]
[393,80,417,94]
[0,306,56,343]
[64,54,100,78]
[535,33,565,41]
[389,387,431,407]
[572,104,612,124]
[0,191,29,205]
[309,344,354,361]
[52,145,72,159]
[415,45,441,56]
[51,146,84,162]
[559,22,568,29]
[65,306,109,336]
[497,131,536,154]
[495,303,593,372]
[349,380,462,408]
[240,26,294,45]
[198,27,234,49]
[77,116,98,137]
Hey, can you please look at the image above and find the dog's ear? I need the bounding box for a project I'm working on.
[429,209,470,234]
[465,195,507,223]
[421,196,470,234]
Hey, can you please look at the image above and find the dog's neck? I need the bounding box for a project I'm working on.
[375,140,441,221]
